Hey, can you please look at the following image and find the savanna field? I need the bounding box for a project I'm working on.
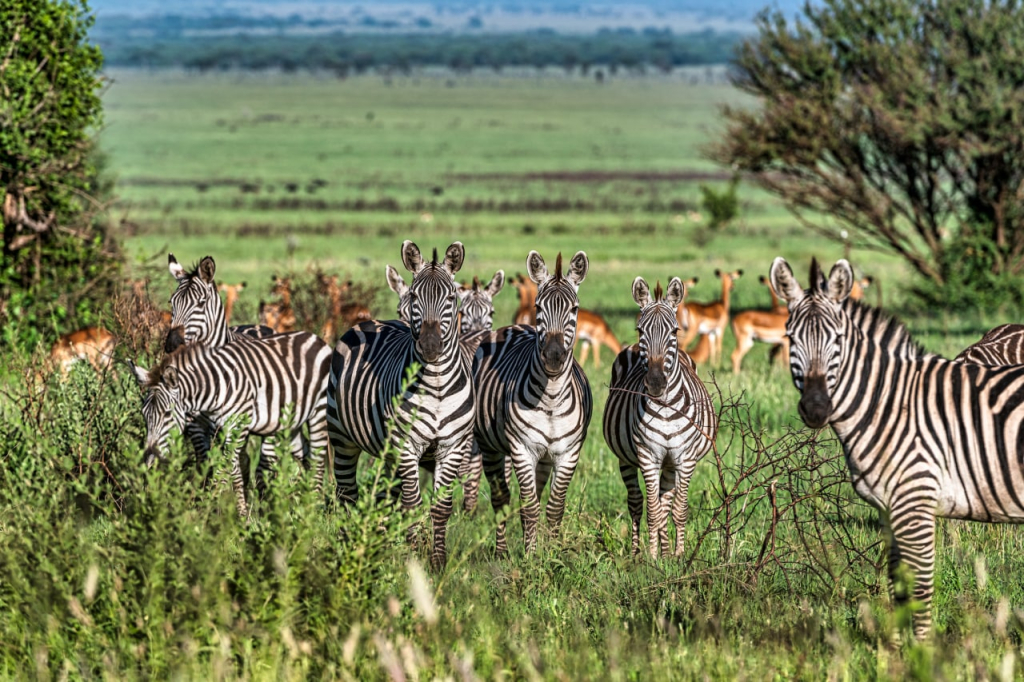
[3,69,1024,679]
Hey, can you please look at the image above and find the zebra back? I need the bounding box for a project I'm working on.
[955,323,1024,365]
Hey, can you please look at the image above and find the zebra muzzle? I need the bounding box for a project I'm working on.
[164,326,186,354]
[798,375,832,428]
[541,332,567,373]
[645,361,667,398]
[416,320,443,362]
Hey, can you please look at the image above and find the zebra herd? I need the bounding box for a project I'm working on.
[130,244,1024,639]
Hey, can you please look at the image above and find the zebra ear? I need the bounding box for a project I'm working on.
[526,251,548,284]
[443,242,465,274]
[168,254,186,281]
[770,257,804,305]
[485,270,505,298]
[567,251,589,287]
[385,264,408,297]
[632,277,651,308]
[198,256,216,284]
[401,241,424,273]
[827,259,855,303]
[665,277,685,309]
[163,366,178,389]
[129,360,150,388]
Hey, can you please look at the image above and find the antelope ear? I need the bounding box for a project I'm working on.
[735,269,744,279]
[443,242,465,274]
[714,268,722,278]
[526,251,548,284]
[239,282,247,290]
[827,259,855,303]
[485,270,505,298]
[385,264,408,297]
[665,277,685,309]
[198,256,216,283]
[129,359,150,387]
[567,251,589,287]
[168,254,186,281]
[632,277,651,308]
[770,257,804,305]
[401,241,423,273]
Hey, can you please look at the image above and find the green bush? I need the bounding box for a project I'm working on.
[699,175,740,230]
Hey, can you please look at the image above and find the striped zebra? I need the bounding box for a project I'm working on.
[327,241,475,570]
[474,251,593,554]
[165,254,274,353]
[955,324,1024,365]
[131,332,332,517]
[771,256,1024,640]
[162,254,330,490]
[387,265,506,513]
[603,277,717,558]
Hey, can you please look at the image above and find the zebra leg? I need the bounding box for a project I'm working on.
[886,507,938,640]
[511,453,542,553]
[620,464,643,557]
[484,450,512,556]
[461,440,484,514]
[332,441,362,505]
[542,457,577,540]
[299,407,328,495]
[429,440,469,571]
[640,457,666,558]
[255,436,280,499]
[225,431,252,518]
[670,468,694,557]
[396,441,426,550]
[657,467,677,559]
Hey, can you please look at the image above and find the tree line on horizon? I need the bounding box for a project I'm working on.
[98,28,743,75]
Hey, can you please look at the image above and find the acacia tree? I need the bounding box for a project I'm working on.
[0,0,119,348]
[711,0,1024,304]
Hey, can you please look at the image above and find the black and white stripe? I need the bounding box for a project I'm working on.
[603,277,717,557]
[161,254,331,495]
[955,324,1024,366]
[327,241,475,570]
[771,256,1024,640]
[132,332,332,516]
[473,250,593,554]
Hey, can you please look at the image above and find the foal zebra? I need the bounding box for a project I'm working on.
[604,277,717,557]
[771,256,1024,640]
[327,241,475,570]
[132,332,332,516]
[955,324,1024,366]
[474,251,593,554]
[163,254,330,489]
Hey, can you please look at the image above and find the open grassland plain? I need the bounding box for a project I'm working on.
[0,71,1022,678]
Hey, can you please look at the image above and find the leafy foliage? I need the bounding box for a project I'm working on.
[699,174,740,230]
[712,0,1024,308]
[0,0,121,350]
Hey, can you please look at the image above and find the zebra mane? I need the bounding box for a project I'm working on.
[472,275,481,290]
[431,247,439,267]
[144,344,200,389]
[654,280,664,301]
[554,252,563,281]
[841,297,927,359]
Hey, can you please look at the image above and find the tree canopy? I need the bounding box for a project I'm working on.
[0,0,119,348]
[712,0,1024,306]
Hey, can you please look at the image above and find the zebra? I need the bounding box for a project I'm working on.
[162,254,329,486]
[603,277,717,558]
[327,241,475,570]
[770,256,1024,640]
[131,332,332,517]
[165,254,275,353]
[955,324,1024,365]
[473,250,593,554]
[387,265,506,513]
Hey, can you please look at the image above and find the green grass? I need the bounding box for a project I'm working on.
[0,70,1022,678]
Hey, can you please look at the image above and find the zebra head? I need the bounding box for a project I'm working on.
[400,241,464,363]
[131,360,187,466]
[457,270,505,335]
[632,276,685,398]
[167,254,225,352]
[770,256,855,429]
[527,250,588,375]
